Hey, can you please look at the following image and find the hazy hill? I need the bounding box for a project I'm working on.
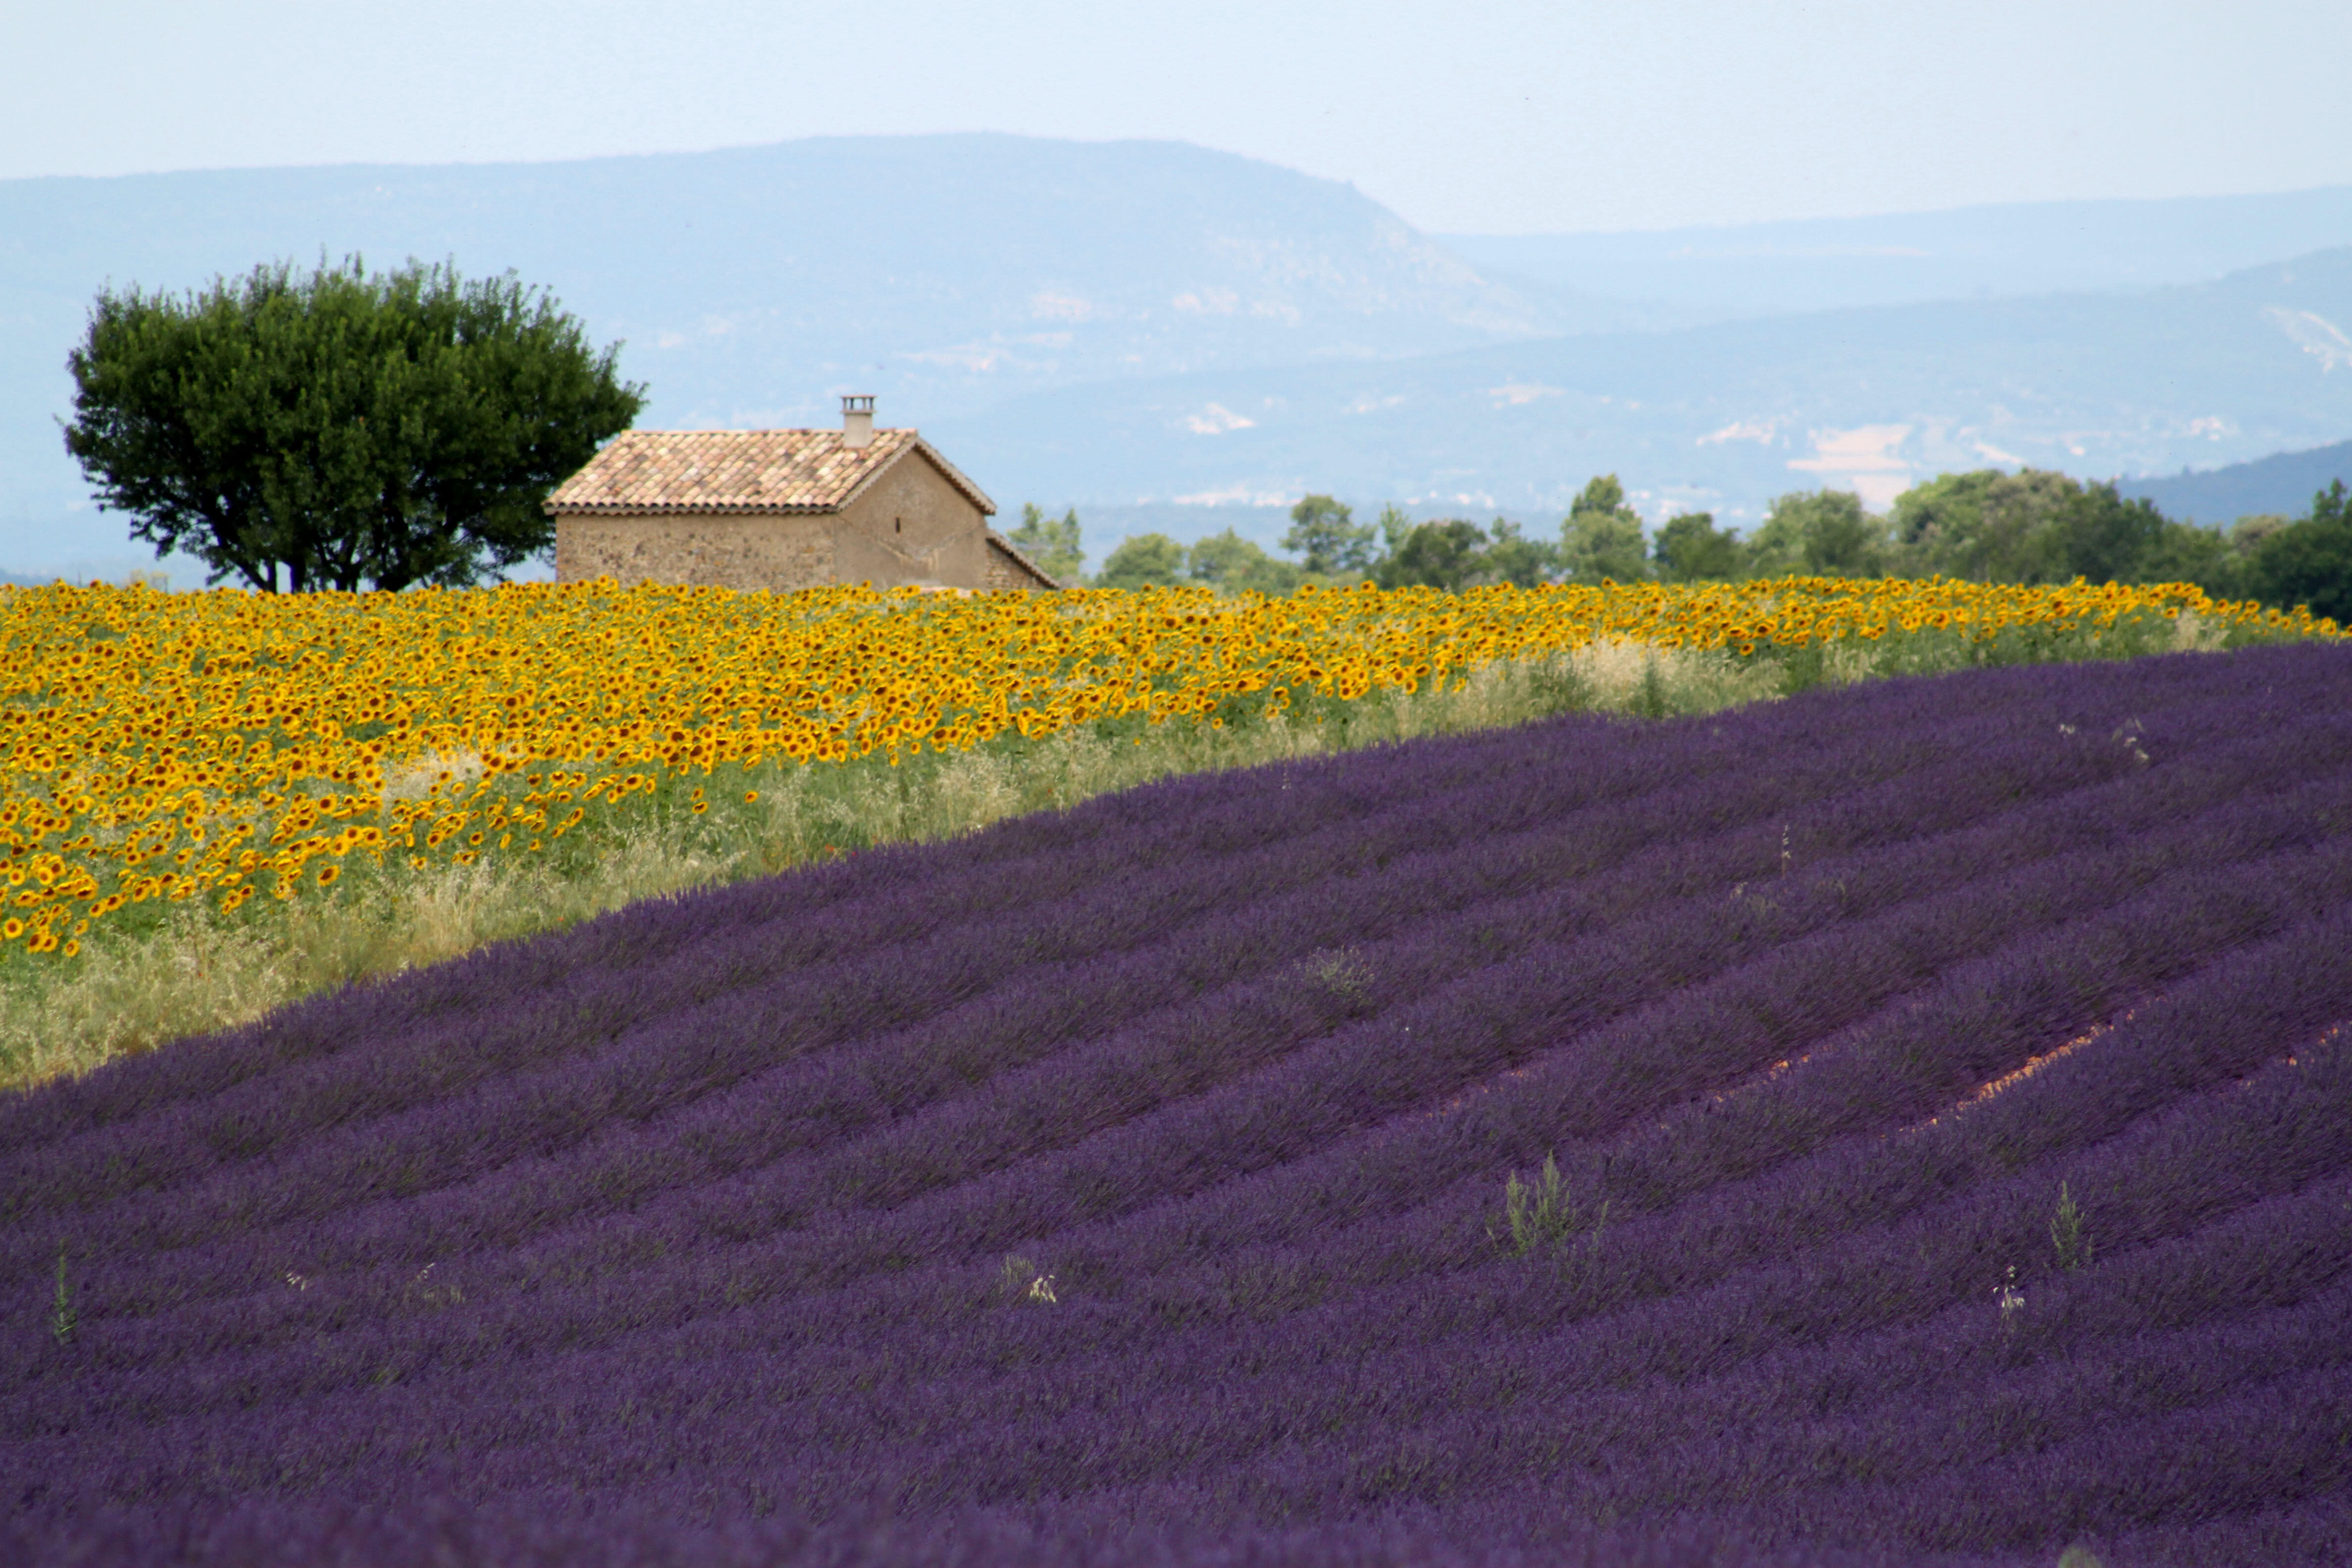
[0,135,1660,574]
[2119,437,2352,524]
[8,139,2352,577]
[942,247,2352,540]
[1442,185,2352,315]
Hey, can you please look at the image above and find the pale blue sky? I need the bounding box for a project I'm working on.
[7,0,2349,233]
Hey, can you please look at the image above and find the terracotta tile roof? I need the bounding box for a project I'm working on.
[543,429,995,516]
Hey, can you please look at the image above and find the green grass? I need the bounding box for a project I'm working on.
[0,607,2275,1091]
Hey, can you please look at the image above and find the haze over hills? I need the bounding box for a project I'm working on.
[946,247,2352,541]
[4,135,2350,579]
[0,135,1649,576]
[2119,437,2352,525]
[1441,186,2352,316]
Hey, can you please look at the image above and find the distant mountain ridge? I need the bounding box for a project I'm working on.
[6,138,2352,578]
[2120,438,2352,523]
[1,134,1667,571]
[1441,185,2352,315]
[937,247,2352,543]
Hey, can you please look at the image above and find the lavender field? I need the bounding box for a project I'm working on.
[7,645,2352,1568]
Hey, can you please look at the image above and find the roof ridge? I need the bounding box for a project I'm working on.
[542,426,994,517]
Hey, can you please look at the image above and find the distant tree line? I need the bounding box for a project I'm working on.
[1007,469,2352,622]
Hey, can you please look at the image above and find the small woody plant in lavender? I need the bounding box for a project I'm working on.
[50,1243,76,1346]
[1490,1154,1610,1272]
[1302,946,1372,1001]
[2050,1182,2093,1272]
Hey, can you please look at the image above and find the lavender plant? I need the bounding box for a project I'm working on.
[4,644,2351,1568]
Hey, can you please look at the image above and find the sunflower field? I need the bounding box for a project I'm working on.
[0,574,2336,961]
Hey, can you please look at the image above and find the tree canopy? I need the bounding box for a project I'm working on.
[1376,518,1489,590]
[1558,475,1651,584]
[1281,494,1376,577]
[1878,467,2341,606]
[1185,529,1304,596]
[1746,490,1891,579]
[1005,504,1085,584]
[1889,469,2076,584]
[1652,511,1745,583]
[64,256,643,593]
[1041,467,2349,620]
[1094,532,1188,589]
[2250,480,2352,623]
[1477,520,1558,588]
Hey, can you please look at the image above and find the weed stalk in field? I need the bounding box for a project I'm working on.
[1491,1154,1609,1266]
[997,1254,1058,1306]
[1301,945,1372,1001]
[50,1243,75,1346]
[2051,1181,2093,1271]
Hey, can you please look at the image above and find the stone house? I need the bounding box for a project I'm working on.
[544,397,1060,592]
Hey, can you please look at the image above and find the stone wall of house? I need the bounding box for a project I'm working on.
[832,453,999,589]
[551,446,1047,592]
[984,538,1056,590]
[553,513,835,590]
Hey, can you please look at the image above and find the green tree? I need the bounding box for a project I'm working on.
[1096,532,1188,589]
[1377,518,1488,589]
[1652,510,1746,582]
[2251,480,2352,623]
[1282,493,1377,576]
[1747,490,1889,579]
[1006,503,1085,584]
[1890,469,2074,583]
[2229,513,2294,555]
[2138,519,2251,600]
[2057,482,2168,585]
[1559,474,1650,584]
[1884,467,2287,592]
[64,255,642,592]
[1187,528,1303,595]
[1477,518,1559,587]
[1571,474,1633,517]
[1889,470,1995,568]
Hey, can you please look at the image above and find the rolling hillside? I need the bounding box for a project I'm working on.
[6,645,2350,1566]
[944,247,2352,535]
[2120,436,2352,524]
[0,135,1636,574]
[9,138,2352,577]
[1441,184,2352,315]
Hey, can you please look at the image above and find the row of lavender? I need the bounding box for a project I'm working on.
[7,645,2352,1566]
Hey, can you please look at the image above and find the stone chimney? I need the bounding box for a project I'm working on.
[841,394,876,450]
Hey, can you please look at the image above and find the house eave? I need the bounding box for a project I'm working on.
[985,530,1064,590]
[546,501,842,516]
